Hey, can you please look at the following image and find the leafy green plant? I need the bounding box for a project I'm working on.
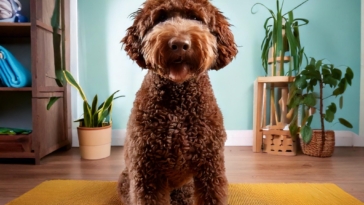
[48,70,124,127]
[288,57,353,147]
[251,0,309,76]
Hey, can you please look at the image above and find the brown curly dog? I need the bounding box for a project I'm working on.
[117,0,237,204]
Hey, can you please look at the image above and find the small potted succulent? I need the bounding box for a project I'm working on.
[288,57,353,157]
[48,70,124,160]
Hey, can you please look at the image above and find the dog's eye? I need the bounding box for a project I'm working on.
[190,15,201,21]
[155,11,168,24]
[187,13,202,22]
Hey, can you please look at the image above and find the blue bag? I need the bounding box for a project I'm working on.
[0,46,31,87]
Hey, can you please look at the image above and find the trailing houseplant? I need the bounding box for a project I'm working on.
[251,0,309,76]
[288,57,353,157]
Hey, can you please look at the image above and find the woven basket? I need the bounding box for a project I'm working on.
[300,130,335,157]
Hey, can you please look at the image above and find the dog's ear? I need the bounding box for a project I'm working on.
[210,11,238,70]
[121,9,148,68]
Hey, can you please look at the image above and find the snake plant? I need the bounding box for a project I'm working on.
[62,70,123,127]
[252,0,309,76]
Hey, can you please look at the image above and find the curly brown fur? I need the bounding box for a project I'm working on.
[118,0,237,204]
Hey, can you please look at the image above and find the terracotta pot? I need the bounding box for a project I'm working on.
[77,125,112,160]
[300,130,335,157]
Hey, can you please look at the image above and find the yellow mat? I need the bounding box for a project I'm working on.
[7,180,363,205]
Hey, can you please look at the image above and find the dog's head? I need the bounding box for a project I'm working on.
[122,0,238,83]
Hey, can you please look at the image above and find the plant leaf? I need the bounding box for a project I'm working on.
[322,67,330,76]
[315,59,323,70]
[333,78,347,96]
[325,109,335,122]
[339,96,343,109]
[300,125,312,144]
[91,95,98,126]
[97,90,120,125]
[261,31,272,74]
[332,68,342,80]
[63,70,87,101]
[289,123,299,138]
[91,95,98,116]
[345,73,352,86]
[303,93,316,107]
[339,118,353,128]
[282,0,309,16]
[51,0,64,87]
[83,101,92,127]
[310,79,317,86]
[323,76,338,88]
[328,103,337,113]
[346,67,354,80]
[307,115,313,126]
[46,97,61,110]
[295,75,307,88]
[288,94,302,109]
[309,57,316,66]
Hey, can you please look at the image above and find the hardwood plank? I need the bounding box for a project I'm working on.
[0,147,363,204]
[0,87,32,92]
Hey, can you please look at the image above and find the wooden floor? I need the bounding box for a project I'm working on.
[0,146,363,204]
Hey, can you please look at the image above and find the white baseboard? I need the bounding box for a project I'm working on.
[71,129,364,147]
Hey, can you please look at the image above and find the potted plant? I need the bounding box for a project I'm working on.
[288,57,353,157]
[48,70,123,160]
[251,0,309,76]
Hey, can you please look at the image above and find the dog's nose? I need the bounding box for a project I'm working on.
[168,37,190,52]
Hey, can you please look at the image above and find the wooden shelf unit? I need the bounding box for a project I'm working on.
[0,0,71,164]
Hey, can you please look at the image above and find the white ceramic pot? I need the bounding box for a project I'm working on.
[77,125,112,160]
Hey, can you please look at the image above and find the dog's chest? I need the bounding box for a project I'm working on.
[139,79,217,170]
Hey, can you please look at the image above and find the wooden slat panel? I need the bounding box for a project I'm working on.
[0,134,32,152]
[32,97,68,159]
[33,28,60,93]
[35,0,57,28]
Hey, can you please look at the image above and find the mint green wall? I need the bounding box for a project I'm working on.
[78,0,360,133]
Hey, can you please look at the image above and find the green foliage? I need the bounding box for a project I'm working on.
[288,57,354,143]
[252,0,309,76]
[62,70,124,127]
[47,71,124,127]
[300,125,312,144]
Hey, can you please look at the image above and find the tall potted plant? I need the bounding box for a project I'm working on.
[288,57,354,157]
[48,70,123,160]
[252,0,309,76]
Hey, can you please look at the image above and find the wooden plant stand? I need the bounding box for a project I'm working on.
[252,76,297,156]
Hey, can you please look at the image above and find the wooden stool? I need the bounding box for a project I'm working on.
[252,76,295,154]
